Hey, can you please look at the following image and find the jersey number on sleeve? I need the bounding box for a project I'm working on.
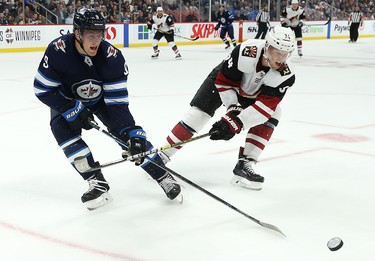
[43,55,49,69]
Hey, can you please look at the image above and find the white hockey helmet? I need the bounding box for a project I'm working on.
[156,7,163,12]
[266,26,295,52]
[291,0,299,4]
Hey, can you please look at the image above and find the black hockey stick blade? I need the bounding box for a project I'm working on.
[188,36,199,41]
[324,16,332,25]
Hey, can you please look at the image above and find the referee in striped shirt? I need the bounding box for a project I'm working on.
[255,5,270,39]
[348,6,364,42]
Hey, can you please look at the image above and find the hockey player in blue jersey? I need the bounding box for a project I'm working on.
[33,8,182,210]
[214,4,237,49]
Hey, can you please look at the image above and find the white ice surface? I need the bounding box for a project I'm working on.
[0,38,374,261]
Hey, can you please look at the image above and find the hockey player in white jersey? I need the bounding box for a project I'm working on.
[160,26,296,190]
[281,0,305,56]
[147,7,181,59]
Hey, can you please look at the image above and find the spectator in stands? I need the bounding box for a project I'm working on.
[76,1,83,10]
[121,11,131,23]
[0,1,5,14]
[233,9,247,20]
[24,5,33,21]
[137,10,147,22]
[7,14,14,24]
[28,12,41,24]
[55,2,66,24]
[185,7,198,22]
[16,13,24,24]
[0,11,9,24]
[65,12,74,24]
[100,5,108,22]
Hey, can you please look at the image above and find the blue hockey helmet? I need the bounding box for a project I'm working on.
[73,8,105,33]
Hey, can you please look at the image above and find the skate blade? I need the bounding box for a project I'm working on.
[85,192,113,211]
[174,193,183,204]
[231,176,263,191]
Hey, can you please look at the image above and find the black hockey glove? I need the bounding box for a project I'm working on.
[209,113,243,141]
[297,21,304,27]
[121,126,147,166]
[168,29,174,35]
[60,100,93,130]
[147,24,152,30]
[281,22,288,27]
[214,24,220,31]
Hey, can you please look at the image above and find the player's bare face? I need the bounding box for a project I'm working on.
[82,30,104,56]
[291,3,298,10]
[157,10,163,17]
[267,46,289,70]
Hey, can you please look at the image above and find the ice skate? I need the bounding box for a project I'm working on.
[231,158,264,190]
[151,50,160,59]
[81,172,112,210]
[297,49,303,57]
[157,173,183,203]
[175,53,182,59]
[225,43,231,49]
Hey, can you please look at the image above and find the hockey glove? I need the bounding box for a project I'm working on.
[281,22,288,27]
[147,23,152,30]
[60,100,93,130]
[297,21,304,27]
[214,24,220,31]
[121,126,147,166]
[168,29,174,35]
[209,113,243,141]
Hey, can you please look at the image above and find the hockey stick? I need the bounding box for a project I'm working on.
[74,120,210,173]
[158,164,286,236]
[306,16,331,26]
[84,120,285,236]
[155,29,199,41]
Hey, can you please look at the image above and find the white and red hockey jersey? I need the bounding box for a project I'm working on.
[214,39,296,129]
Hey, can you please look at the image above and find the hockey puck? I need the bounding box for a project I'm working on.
[327,237,343,251]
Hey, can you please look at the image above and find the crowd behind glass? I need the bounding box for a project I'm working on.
[0,0,373,26]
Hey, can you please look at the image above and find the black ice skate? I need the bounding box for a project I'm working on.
[81,172,112,210]
[151,50,160,59]
[175,53,182,59]
[232,158,264,190]
[225,43,231,49]
[157,173,183,203]
[298,49,303,57]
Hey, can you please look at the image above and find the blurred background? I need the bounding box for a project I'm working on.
[0,0,373,26]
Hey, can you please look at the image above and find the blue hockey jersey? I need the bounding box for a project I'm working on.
[33,33,136,131]
[217,10,234,28]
